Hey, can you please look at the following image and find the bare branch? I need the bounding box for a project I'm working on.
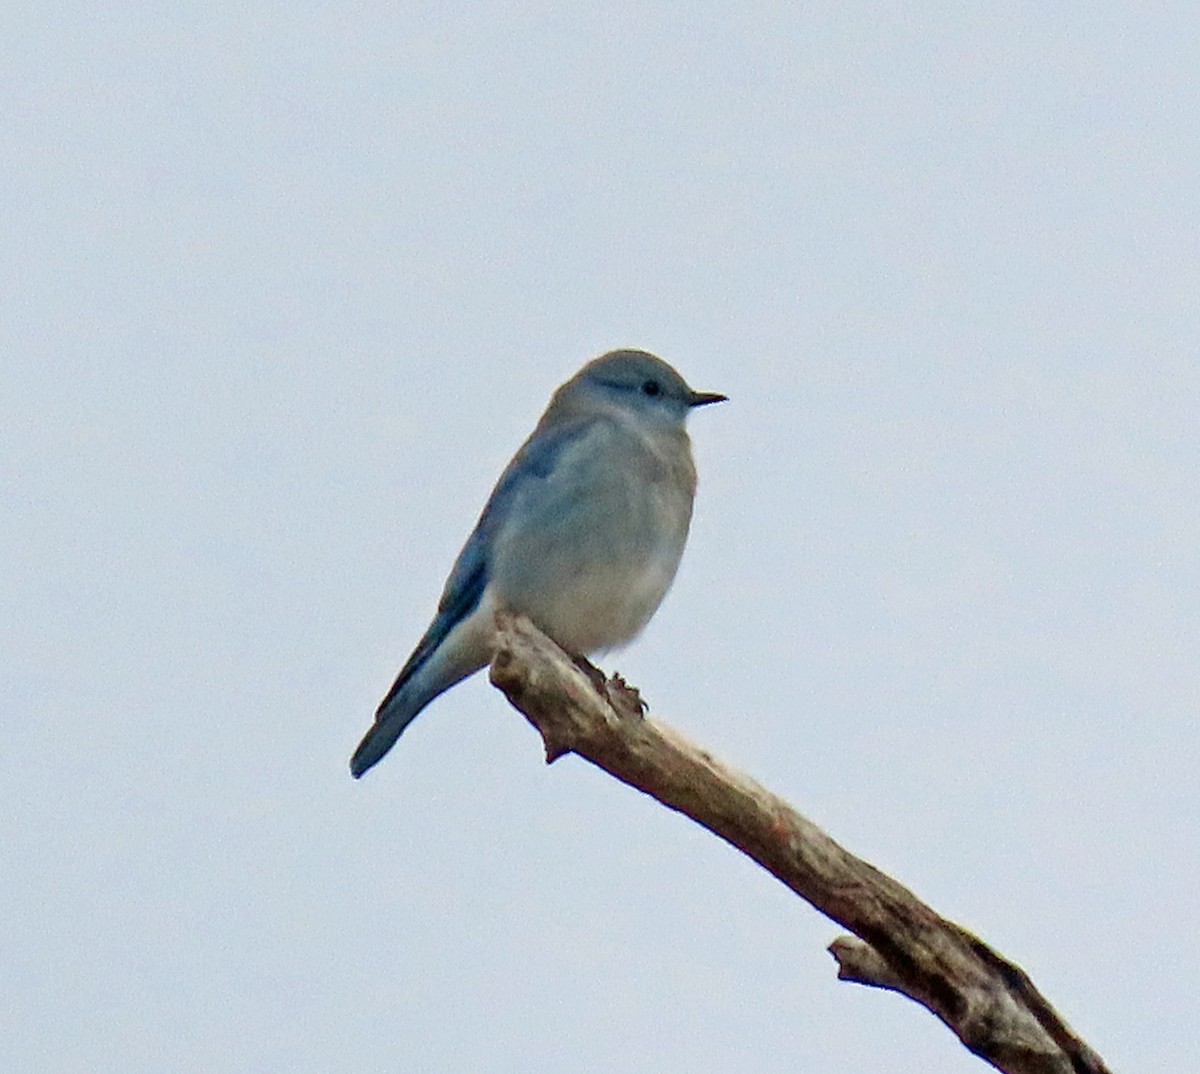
[488,612,1112,1074]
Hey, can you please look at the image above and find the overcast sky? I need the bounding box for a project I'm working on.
[4,4,1197,1072]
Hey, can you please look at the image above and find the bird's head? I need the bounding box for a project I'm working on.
[555,349,727,427]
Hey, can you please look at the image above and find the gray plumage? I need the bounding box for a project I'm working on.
[350,349,725,778]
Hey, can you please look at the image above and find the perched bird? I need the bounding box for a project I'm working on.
[350,349,725,778]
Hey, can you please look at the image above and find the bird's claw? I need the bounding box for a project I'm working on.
[569,651,610,693]
[605,672,648,719]
[568,653,647,719]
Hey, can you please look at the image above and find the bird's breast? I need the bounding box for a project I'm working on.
[490,423,696,654]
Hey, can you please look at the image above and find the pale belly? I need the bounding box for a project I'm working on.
[490,505,691,655]
[510,547,684,654]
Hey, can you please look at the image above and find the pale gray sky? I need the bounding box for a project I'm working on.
[4,4,1197,1072]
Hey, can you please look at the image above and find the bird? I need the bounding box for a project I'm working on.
[350,349,726,778]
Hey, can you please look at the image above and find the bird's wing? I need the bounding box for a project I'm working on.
[373,419,592,717]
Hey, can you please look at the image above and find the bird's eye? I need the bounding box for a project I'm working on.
[641,379,662,397]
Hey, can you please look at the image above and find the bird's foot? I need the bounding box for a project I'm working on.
[605,672,648,720]
[567,653,647,719]
[569,651,610,693]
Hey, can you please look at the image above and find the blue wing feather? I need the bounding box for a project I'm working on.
[351,418,597,777]
[372,419,590,718]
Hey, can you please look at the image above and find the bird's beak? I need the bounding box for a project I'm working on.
[688,390,728,408]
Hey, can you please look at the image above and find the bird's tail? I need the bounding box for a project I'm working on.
[350,596,490,778]
[349,695,423,779]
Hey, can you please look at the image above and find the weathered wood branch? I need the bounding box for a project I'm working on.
[488,612,1111,1074]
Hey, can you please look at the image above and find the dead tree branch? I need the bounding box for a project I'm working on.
[488,612,1111,1074]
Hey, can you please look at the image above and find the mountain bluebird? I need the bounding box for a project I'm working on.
[350,349,725,778]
